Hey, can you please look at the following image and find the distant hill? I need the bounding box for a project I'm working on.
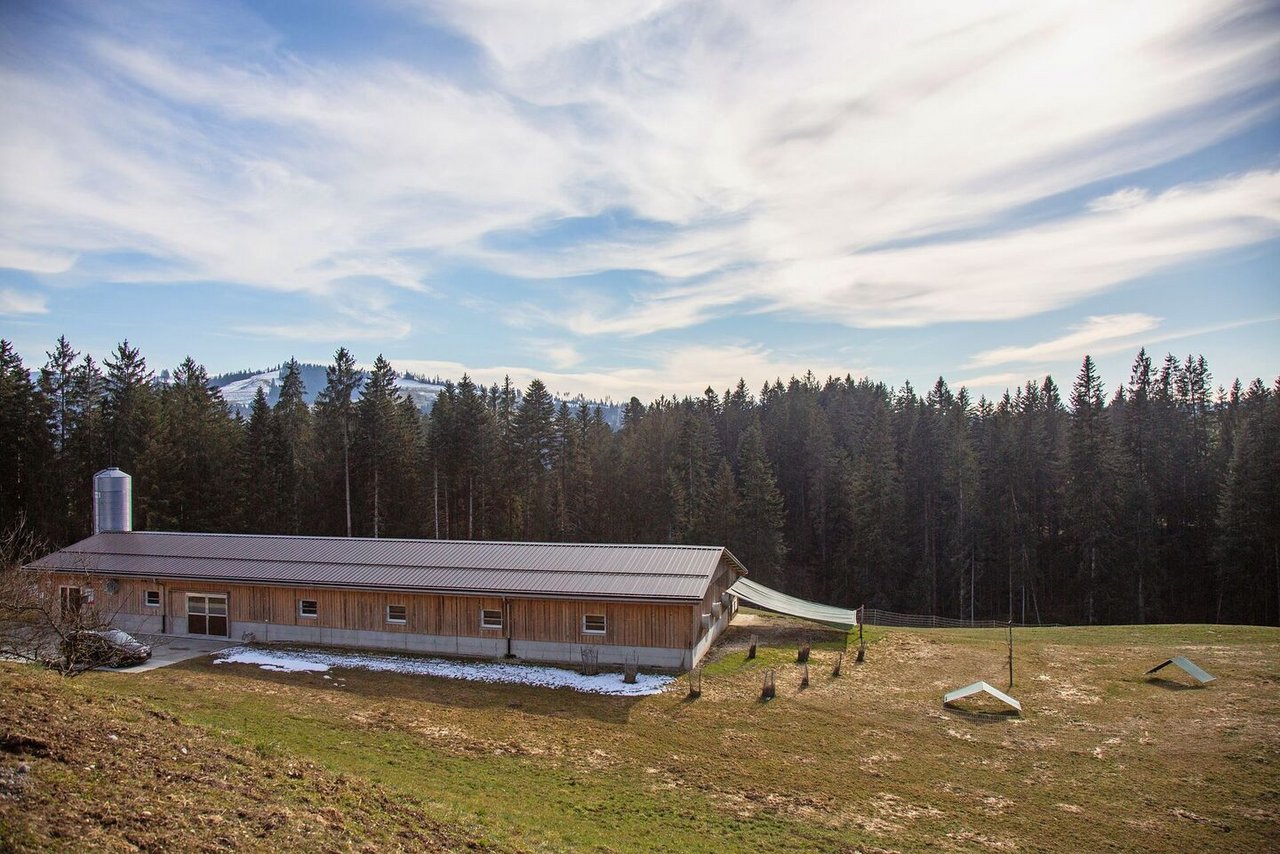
[207,364,623,428]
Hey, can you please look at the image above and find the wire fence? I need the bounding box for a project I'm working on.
[859,607,1048,629]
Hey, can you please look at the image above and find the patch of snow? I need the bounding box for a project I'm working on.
[215,369,281,412]
[213,646,673,696]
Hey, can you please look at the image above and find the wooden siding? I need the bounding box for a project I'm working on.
[510,599,692,649]
[45,572,695,650]
[690,556,740,641]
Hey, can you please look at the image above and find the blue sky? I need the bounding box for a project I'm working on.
[2,0,1277,403]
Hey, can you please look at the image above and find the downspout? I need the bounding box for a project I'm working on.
[503,597,513,658]
[159,580,167,634]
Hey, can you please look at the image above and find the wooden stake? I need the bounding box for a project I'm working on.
[1007,622,1014,690]
[761,669,776,700]
[747,633,757,660]
[800,662,809,689]
[832,651,843,677]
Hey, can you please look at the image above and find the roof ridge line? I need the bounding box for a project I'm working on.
[103,531,724,551]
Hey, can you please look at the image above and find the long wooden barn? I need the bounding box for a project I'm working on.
[30,523,745,671]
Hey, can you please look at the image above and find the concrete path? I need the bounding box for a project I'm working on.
[108,636,234,673]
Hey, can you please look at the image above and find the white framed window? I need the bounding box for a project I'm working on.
[480,608,503,630]
[144,590,161,607]
[59,585,82,616]
[299,599,318,618]
[386,604,407,624]
[582,614,606,635]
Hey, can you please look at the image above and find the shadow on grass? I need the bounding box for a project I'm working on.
[1145,676,1204,691]
[942,705,1021,722]
[171,654,648,724]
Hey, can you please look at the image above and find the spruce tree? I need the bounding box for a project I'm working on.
[314,348,361,536]
[1066,356,1116,623]
[273,358,313,534]
[734,423,786,586]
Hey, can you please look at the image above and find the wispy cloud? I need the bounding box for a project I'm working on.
[967,314,1162,369]
[0,288,49,315]
[397,342,852,402]
[1,0,1277,346]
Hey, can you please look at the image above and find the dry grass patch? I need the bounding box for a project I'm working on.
[3,620,1278,852]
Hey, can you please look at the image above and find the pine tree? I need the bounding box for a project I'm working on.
[240,386,283,531]
[38,337,79,543]
[0,341,53,538]
[1066,356,1116,623]
[355,355,403,538]
[734,423,786,586]
[139,357,240,532]
[102,340,158,475]
[63,354,107,540]
[314,348,361,536]
[273,359,313,534]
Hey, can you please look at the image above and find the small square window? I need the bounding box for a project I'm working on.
[386,604,407,624]
[582,614,606,635]
[480,608,503,630]
[144,590,161,607]
[299,599,318,618]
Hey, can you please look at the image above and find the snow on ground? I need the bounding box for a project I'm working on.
[213,646,674,696]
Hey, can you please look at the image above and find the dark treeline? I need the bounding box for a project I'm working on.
[3,337,1277,626]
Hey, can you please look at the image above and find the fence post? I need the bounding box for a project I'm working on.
[832,651,843,677]
[761,669,776,700]
[747,633,757,660]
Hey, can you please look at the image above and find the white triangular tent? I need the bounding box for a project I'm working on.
[943,680,1022,713]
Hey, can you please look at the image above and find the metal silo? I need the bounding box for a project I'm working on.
[93,468,133,534]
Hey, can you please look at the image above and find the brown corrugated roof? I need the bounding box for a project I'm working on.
[30,532,746,602]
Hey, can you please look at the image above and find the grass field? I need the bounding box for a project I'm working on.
[2,616,1277,852]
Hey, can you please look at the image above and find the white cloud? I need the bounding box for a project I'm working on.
[0,0,1277,343]
[0,288,48,315]
[949,371,1046,395]
[396,342,853,402]
[968,314,1163,369]
[1088,187,1152,212]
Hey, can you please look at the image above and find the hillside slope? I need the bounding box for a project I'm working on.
[0,667,505,853]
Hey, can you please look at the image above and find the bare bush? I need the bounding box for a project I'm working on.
[0,515,120,676]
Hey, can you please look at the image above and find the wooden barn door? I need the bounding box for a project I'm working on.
[186,594,228,636]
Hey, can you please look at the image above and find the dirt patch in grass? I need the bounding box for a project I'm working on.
[0,667,505,853]
[5,622,1279,853]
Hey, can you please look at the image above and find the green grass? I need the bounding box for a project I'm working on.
[5,618,1278,852]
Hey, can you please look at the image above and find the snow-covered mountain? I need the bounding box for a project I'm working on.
[210,366,445,415]
[208,365,622,427]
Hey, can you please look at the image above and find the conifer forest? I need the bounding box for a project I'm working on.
[3,336,1277,627]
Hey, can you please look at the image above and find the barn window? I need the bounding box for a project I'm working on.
[582,614,606,635]
[386,604,407,624]
[480,609,503,630]
[299,599,318,618]
[59,586,82,616]
[144,590,161,607]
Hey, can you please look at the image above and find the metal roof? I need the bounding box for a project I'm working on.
[727,577,858,630]
[1145,656,1216,685]
[30,531,746,603]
